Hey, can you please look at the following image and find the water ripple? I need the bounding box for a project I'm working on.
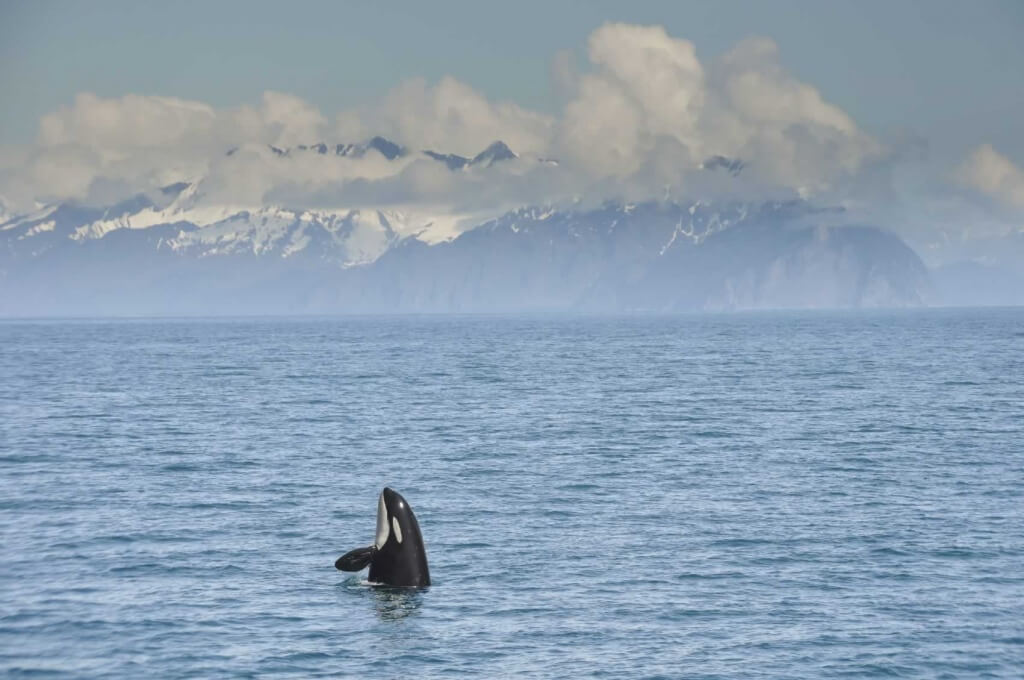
[1,309,1022,678]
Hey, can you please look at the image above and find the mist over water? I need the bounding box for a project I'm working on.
[2,310,1022,678]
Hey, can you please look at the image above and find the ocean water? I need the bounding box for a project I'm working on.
[1,310,1022,678]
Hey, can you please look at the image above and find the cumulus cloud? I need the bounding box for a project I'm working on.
[956,144,1024,209]
[0,91,336,211]
[201,143,424,207]
[705,38,882,192]
[35,91,326,157]
[0,23,889,215]
[39,93,215,153]
[559,26,882,193]
[560,24,705,178]
[334,76,554,157]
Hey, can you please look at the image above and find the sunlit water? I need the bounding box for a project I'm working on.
[2,310,1023,678]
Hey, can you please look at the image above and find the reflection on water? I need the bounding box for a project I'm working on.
[371,586,425,622]
[339,576,426,622]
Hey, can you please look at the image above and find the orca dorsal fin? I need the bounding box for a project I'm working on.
[335,546,376,572]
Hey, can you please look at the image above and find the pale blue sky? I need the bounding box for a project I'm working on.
[1,0,1022,164]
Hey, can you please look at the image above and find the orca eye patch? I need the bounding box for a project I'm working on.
[392,516,403,544]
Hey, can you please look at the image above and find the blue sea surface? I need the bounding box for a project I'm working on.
[1,310,1023,678]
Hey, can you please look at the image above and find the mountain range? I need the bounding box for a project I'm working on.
[0,137,955,316]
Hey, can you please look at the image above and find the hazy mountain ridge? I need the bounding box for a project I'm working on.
[1,139,936,315]
[331,201,930,312]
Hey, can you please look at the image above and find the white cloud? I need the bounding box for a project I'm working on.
[560,24,705,177]
[199,143,421,207]
[558,27,882,193]
[257,91,327,147]
[956,144,1024,209]
[334,76,554,157]
[0,91,337,211]
[0,23,891,215]
[39,93,215,154]
[36,91,326,153]
[705,37,882,192]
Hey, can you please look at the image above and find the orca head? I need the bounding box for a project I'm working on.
[375,487,414,551]
[336,486,429,585]
[364,486,430,587]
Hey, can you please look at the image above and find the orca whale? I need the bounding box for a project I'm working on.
[335,487,430,588]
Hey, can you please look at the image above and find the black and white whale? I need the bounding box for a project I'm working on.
[335,487,430,588]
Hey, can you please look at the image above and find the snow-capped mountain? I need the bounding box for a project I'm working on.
[331,200,930,312]
[0,138,933,315]
[3,188,460,271]
[0,137,536,270]
[1,185,405,266]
